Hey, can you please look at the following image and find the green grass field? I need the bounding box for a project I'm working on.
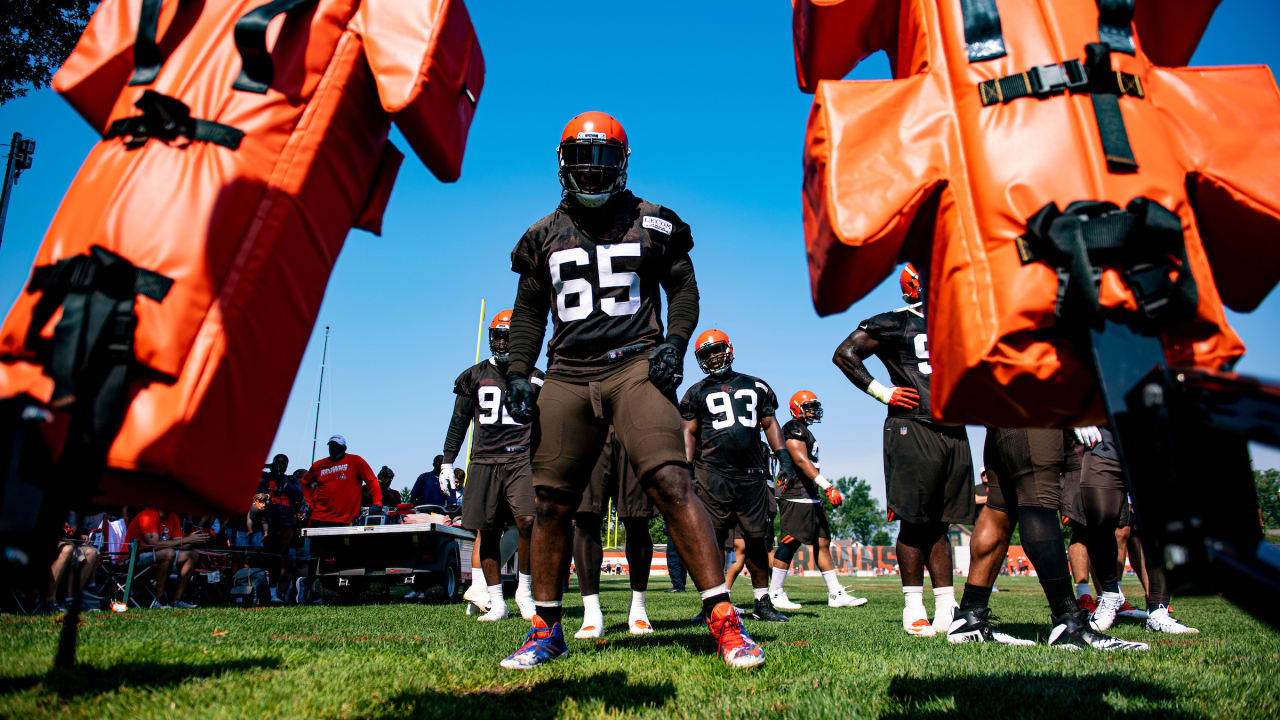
[1,576,1277,719]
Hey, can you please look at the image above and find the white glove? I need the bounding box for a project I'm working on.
[813,474,832,491]
[1073,426,1102,448]
[439,463,455,491]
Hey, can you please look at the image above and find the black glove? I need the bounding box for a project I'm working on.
[647,335,687,395]
[505,372,538,423]
[774,448,798,483]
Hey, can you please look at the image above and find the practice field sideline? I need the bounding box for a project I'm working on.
[1,578,1276,719]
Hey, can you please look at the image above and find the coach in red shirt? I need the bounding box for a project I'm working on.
[302,435,381,526]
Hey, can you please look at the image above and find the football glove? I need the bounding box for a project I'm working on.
[505,372,538,423]
[868,380,920,410]
[648,335,688,395]
[813,474,843,507]
[1073,426,1102,448]
[825,487,844,508]
[440,463,455,487]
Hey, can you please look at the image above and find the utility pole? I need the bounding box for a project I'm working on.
[0,132,36,254]
[310,325,331,464]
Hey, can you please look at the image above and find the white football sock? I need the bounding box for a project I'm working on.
[769,567,788,593]
[581,593,602,620]
[753,586,769,600]
[821,569,842,594]
[903,585,925,610]
[933,586,956,606]
[517,572,532,596]
[487,584,504,607]
[699,584,729,601]
[1076,582,1091,598]
[630,590,646,612]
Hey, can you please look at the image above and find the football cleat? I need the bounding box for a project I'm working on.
[770,590,802,610]
[1146,605,1198,634]
[463,583,491,614]
[706,602,765,669]
[932,599,959,636]
[904,605,936,636]
[828,589,867,608]
[171,599,198,609]
[1076,593,1098,613]
[515,592,536,621]
[478,601,509,622]
[628,608,654,635]
[1049,611,1149,651]
[1090,591,1123,631]
[1117,599,1149,620]
[750,595,789,623]
[947,607,1036,646]
[575,614,605,639]
[500,616,569,670]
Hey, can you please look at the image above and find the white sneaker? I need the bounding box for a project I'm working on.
[1146,605,1198,634]
[477,601,508,622]
[931,600,958,636]
[903,605,936,636]
[828,590,868,608]
[149,599,170,609]
[171,599,198,609]
[770,590,801,610]
[463,583,490,614]
[628,608,654,635]
[575,614,605,639]
[515,591,536,621]
[1090,591,1123,631]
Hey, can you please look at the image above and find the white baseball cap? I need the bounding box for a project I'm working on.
[327,434,347,447]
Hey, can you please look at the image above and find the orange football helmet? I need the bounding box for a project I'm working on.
[558,111,629,205]
[490,309,513,362]
[790,390,823,424]
[695,328,734,375]
[900,263,921,304]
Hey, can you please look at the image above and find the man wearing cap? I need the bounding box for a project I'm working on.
[302,435,382,527]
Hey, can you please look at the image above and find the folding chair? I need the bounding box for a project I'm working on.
[96,540,157,609]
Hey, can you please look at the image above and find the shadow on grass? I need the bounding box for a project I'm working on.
[357,670,675,720]
[882,671,1207,719]
[0,658,281,699]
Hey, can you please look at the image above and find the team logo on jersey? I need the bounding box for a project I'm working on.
[900,426,908,436]
[642,216,673,235]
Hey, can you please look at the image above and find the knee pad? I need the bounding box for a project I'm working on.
[774,536,801,565]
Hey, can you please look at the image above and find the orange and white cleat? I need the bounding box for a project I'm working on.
[706,602,765,669]
[904,606,936,636]
[628,609,654,635]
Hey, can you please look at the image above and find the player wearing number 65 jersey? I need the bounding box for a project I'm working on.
[832,263,974,637]
[441,309,545,622]
[499,112,762,671]
[680,329,796,623]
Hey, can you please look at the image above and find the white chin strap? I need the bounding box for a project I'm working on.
[573,192,611,207]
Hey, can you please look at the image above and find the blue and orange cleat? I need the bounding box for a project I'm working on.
[706,602,765,669]
[500,615,569,670]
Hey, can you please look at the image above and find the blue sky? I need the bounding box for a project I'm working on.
[1,2,1277,505]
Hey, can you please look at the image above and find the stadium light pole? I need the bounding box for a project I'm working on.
[310,325,331,464]
[0,132,36,255]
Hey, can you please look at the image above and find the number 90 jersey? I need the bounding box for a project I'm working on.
[679,371,778,475]
[453,359,546,461]
[510,192,693,380]
[858,307,932,420]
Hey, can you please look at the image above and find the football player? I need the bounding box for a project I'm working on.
[680,329,796,623]
[948,428,1148,650]
[832,263,973,636]
[572,427,659,638]
[498,112,762,670]
[440,310,543,622]
[768,391,866,610]
[1076,427,1195,634]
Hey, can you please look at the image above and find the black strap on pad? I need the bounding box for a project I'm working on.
[232,0,317,94]
[960,0,1007,62]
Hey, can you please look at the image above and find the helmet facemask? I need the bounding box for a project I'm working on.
[801,400,823,425]
[489,327,510,364]
[559,138,628,206]
[696,341,734,377]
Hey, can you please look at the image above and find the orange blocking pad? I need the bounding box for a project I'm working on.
[793,0,1280,427]
[0,0,483,514]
